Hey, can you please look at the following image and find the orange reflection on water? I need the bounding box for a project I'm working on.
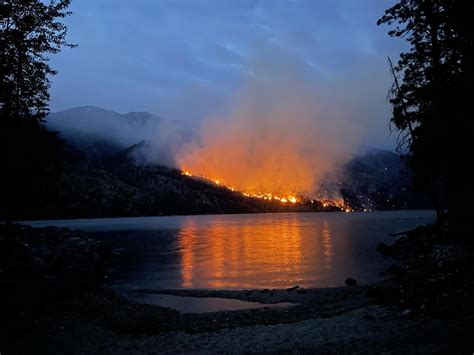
[177,214,335,289]
[322,221,333,270]
[178,221,198,288]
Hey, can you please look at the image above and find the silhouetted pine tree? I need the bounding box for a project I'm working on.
[1,0,75,221]
[378,0,473,226]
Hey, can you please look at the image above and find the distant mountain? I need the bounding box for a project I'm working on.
[24,106,431,219]
[46,106,195,163]
[17,142,329,220]
[335,148,431,210]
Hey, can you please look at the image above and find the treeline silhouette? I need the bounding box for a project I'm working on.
[378,0,473,230]
[1,0,74,221]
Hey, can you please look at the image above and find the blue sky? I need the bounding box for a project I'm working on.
[49,0,405,148]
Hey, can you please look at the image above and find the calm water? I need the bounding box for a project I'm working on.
[128,294,297,313]
[27,211,435,290]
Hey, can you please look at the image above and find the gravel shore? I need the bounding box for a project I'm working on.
[2,221,473,354]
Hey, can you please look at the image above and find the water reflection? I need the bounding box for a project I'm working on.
[322,221,333,270]
[178,220,197,288]
[80,211,435,290]
[177,214,330,289]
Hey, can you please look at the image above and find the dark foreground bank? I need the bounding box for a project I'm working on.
[1,222,473,354]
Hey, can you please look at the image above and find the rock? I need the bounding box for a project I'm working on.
[401,308,419,319]
[296,288,308,294]
[402,309,412,316]
[0,223,111,292]
[286,286,299,291]
[379,271,387,276]
[345,278,357,286]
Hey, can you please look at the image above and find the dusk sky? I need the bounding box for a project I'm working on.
[49,0,405,149]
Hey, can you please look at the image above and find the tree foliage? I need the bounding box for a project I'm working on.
[1,0,75,221]
[1,0,76,121]
[378,0,473,220]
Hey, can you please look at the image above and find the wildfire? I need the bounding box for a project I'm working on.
[321,198,352,211]
[180,169,351,211]
[181,170,300,203]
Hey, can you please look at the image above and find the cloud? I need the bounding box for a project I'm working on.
[49,0,402,148]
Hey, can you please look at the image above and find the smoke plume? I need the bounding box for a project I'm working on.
[176,49,361,198]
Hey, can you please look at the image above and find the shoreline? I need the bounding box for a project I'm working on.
[2,220,473,353]
[4,283,472,354]
[16,208,435,225]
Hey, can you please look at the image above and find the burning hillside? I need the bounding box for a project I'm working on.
[180,170,350,211]
[176,56,359,210]
[181,170,300,203]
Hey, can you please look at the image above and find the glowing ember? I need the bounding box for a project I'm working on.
[181,170,301,203]
[180,169,351,209]
[321,199,348,210]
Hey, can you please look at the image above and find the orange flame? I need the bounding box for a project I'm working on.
[179,170,354,210]
[181,170,301,203]
[174,50,361,213]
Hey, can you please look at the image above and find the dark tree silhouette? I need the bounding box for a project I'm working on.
[0,0,74,120]
[378,0,473,224]
[1,0,75,221]
[1,0,75,121]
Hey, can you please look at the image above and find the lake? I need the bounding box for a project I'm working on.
[26,211,435,290]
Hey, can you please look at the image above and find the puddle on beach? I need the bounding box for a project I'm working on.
[128,293,298,314]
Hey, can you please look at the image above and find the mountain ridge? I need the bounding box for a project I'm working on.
[25,105,432,219]
[46,106,194,162]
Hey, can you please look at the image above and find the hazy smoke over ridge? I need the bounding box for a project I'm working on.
[177,49,362,197]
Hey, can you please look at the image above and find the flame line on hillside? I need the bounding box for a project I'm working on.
[181,170,352,211]
[182,170,298,203]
